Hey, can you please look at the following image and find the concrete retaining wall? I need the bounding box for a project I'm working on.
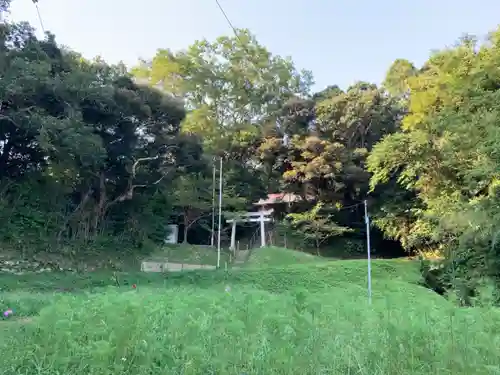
[140,261,216,273]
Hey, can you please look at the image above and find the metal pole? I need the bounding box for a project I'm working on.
[217,157,223,268]
[259,210,266,247]
[364,200,372,304]
[210,160,216,247]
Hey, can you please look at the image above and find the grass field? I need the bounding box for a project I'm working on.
[0,248,499,374]
[244,246,323,267]
[147,244,231,265]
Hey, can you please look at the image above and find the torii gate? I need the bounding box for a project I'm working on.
[226,209,273,250]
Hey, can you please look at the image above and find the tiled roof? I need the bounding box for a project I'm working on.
[253,193,313,206]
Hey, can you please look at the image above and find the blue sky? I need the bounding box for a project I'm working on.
[9,0,500,92]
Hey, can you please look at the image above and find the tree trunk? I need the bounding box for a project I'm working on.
[183,211,189,244]
[0,141,12,177]
[93,172,107,235]
[57,186,92,241]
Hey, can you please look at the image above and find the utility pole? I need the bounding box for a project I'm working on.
[364,200,372,304]
[32,0,45,34]
[217,157,223,268]
[210,159,216,247]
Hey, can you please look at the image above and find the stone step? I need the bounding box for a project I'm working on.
[231,250,251,266]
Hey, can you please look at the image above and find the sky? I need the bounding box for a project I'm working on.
[8,0,500,92]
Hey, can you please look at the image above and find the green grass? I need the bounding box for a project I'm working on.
[0,253,499,374]
[146,244,231,265]
[0,258,420,293]
[245,246,324,267]
[0,244,229,275]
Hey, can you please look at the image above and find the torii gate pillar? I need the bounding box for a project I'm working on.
[260,210,266,247]
[230,221,237,251]
[226,209,273,251]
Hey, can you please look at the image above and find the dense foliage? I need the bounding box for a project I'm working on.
[369,31,500,304]
[3,5,500,301]
[0,21,203,260]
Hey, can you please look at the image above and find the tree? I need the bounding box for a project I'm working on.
[368,26,500,301]
[171,168,248,244]
[132,29,313,204]
[171,174,213,244]
[255,81,401,255]
[287,202,351,254]
[383,58,417,98]
[260,82,400,205]
[132,29,313,129]
[0,21,201,255]
[0,0,11,14]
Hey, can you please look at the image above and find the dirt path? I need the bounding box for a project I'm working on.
[234,250,250,264]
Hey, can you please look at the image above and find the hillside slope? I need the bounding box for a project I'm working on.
[1,257,498,374]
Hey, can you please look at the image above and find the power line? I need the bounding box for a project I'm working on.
[214,0,242,45]
[32,0,45,34]
[213,0,261,81]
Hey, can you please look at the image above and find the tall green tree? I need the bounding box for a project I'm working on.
[132,29,314,203]
[383,58,417,98]
[133,29,313,131]
[0,21,200,254]
[368,27,500,300]
[287,202,351,254]
[256,82,401,256]
[261,83,400,204]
